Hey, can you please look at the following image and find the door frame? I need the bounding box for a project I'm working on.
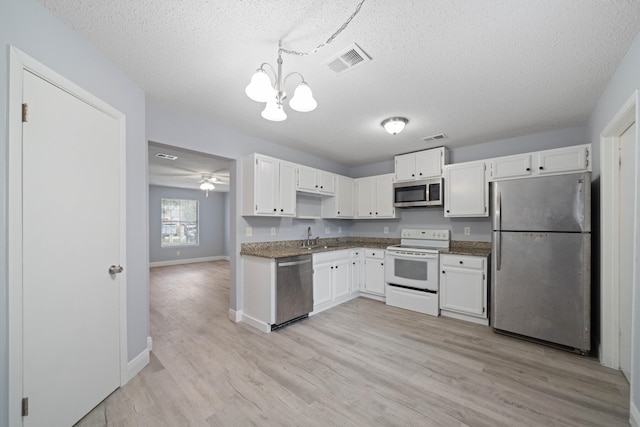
[599,90,638,377]
[7,46,128,425]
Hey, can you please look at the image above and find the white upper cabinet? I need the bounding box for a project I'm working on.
[535,145,590,175]
[321,175,354,218]
[489,144,591,181]
[296,165,335,195]
[395,147,448,182]
[355,173,397,219]
[242,154,296,216]
[444,160,488,217]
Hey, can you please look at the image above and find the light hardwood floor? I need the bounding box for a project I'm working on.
[76,260,630,426]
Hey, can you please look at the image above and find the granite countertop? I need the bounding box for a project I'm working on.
[441,240,492,257]
[241,237,400,259]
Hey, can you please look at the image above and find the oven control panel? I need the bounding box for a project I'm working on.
[400,229,450,240]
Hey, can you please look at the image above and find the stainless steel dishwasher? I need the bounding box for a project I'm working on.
[273,254,314,330]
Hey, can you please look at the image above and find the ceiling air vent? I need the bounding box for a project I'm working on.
[155,153,178,160]
[324,43,371,74]
[421,133,448,143]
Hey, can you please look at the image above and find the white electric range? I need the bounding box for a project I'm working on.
[384,229,450,316]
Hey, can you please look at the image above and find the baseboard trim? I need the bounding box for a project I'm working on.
[228,308,242,322]
[126,346,150,383]
[631,400,639,427]
[149,255,229,267]
[240,313,271,333]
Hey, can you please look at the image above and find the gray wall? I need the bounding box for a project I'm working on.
[149,185,228,263]
[1,1,148,425]
[586,29,640,419]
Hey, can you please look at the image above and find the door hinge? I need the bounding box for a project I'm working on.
[22,397,28,417]
[22,103,29,123]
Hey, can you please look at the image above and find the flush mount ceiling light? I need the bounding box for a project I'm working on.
[245,0,367,122]
[381,117,409,135]
[199,174,216,197]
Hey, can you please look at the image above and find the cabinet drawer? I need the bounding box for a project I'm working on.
[364,249,384,259]
[441,254,484,269]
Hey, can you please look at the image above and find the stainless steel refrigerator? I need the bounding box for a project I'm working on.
[491,172,591,352]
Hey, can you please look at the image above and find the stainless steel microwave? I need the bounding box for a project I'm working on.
[393,178,443,207]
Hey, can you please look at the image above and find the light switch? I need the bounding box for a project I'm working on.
[464,226,471,235]
[325,227,331,234]
[384,227,389,234]
[246,227,252,237]
[271,227,276,236]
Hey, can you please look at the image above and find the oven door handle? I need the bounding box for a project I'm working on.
[387,252,439,259]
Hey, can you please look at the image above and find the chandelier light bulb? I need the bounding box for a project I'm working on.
[289,83,317,112]
[261,100,287,121]
[245,69,275,102]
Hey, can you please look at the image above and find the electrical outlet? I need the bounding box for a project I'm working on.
[338,227,342,234]
[271,227,276,236]
[325,227,331,234]
[176,251,180,256]
[464,226,471,235]
[384,227,389,234]
[246,227,252,237]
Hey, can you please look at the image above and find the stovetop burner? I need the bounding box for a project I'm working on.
[387,228,451,252]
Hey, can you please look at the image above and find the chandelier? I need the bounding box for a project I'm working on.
[245,0,367,122]
[245,41,317,121]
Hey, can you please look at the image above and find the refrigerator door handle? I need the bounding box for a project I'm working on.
[496,191,502,231]
[496,232,501,270]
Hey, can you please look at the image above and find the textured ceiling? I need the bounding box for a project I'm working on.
[38,0,640,168]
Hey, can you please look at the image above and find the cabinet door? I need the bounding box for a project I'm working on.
[356,178,374,217]
[394,153,416,181]
[535,145,589,175]
[332,259,351,299]
[318,171,335,195]
[278,161,297,216]
[440,266,485,317]
[444,161,488,217]
[335,175,354,217]
[313,262,332,309]
[297,166,317,192]
[364,258,385,295]
[374,174,395,217]
[350,255,361,293]
[255,156,278,215]
[415,148,444,178]
[490,154,532,180]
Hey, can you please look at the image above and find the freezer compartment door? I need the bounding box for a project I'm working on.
[491,172,590,232]
[491,231,590,351]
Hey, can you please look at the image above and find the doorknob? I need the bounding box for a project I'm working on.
[109,265,124,275]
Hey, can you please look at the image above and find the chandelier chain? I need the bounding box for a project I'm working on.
[279,0,366,57]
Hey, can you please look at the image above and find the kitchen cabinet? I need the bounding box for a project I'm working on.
[439,254,488,325]
[313,250,356,313]
[242,255,276,332]
[443,160,488,217]
[395,147,448,181]
[363,249,385,296]
[297,165,335,195]
[355,174,398,219]
[350,249,363,293]
[489,144,591,181]
[535,145,589,175]
[242,154,296,216]
[321,175,354,218]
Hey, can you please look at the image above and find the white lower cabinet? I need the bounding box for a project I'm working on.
[363,249,385,297]
[439,254,488,325]
[313,250,358,313]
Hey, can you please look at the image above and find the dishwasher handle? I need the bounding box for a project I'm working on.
[278,258,312,267]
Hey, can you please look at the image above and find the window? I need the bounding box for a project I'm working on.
[161,198,199,247]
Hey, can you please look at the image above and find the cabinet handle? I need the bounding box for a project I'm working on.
[526,167,530,171]
[320,186,323,189]
[273,208,277,212]
[280,209,284,212]
[446,210,450,213]
[419,173,422,176]
[369,212,372,215]
[459,260,463,264]
[331,266,334,269]
[380,262,384,266]
[539,166,544,170]
[442,270,445,274]
[315,184,318,188]
[337,211,341,214]
[375,212,378,215]
[412,173,415,177]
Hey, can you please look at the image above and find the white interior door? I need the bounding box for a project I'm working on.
[22,70,121,426]
[619,121,636,382]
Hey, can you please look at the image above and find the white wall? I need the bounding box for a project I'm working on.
[587,30,640,422]
[0,1,148,425]
[149,185,228,263]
